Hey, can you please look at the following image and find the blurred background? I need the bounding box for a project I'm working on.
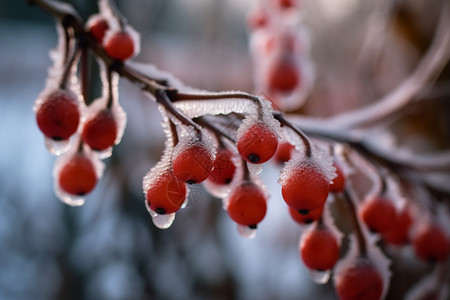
[0,0,448,299]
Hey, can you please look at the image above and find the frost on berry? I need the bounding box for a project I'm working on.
[34,89,82,155]
[226,182,267,226]
[333,234,392,300]
[53,144,104,206]
[359,194,397,234]
[279,145,336,214]
[171,126,216,184]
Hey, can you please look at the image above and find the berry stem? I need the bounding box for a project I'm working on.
[106,0,127,30]
[193,117,236,144]
[106,65,114,109]
[342,188,368,257]
[273,112,312,158]
[59,41,80,90]
[80,44,89,103]
[169,119,179,148]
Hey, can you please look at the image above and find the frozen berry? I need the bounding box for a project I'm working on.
[82,109,118,151]
[58,154,97,196]
[300,226,339,271]
[173,144,214,184]
[413,222,449,262]
[208,147,236,185]
[382,207,413,246]
[359,195,397,234]
[330,163,345,193]
[104,31,135,61]
[281,160,330,214]
[237,122,278,164]
[267,56,299,93]
[36,89,80,141]
[145,170,187,215]
[89,17,109,44]
[227,182,267,228]
[335,261,383,300]
[274,141,294,164]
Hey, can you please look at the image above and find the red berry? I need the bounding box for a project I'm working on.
[227,182,267,228]
[281,161,330,214]
[247,10,268,30]
[237,123,278,164]
[208,148,236,185]
[267,57,299,93]
[172,144,214,184]
[330,163,345,193]
[289,205,324,225]
[89,18,109,44]
[36,90,80,140]
[335,261,383,300]
[300,226,339,271]
[104,31,135,61]
[275,0,297,9]
[145,170,187,215]
[274,141,294,164]
[82,109,118,151]
[58,154,97,196]
[359,195,397,234]
[381,207,413,246]
[413,222,449,262]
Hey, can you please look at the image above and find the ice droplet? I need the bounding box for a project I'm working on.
[145,201,175,229]
[55,188,85,206]
[45,137,72,156]
[237,224,257,239]
[247,162,263,175]
[308,269,331,284]
[92,147,113,160]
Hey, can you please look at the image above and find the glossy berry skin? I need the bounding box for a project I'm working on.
[237,123,278,164]
[267,57,299,93]
[330,163,345,193]
[335,261,383,300]
[382,207,413,246]
[281,162,330,214]
[82,109,118,151]
[173,144,214,184]
[89,18,109,44]
[104,31,134,61]
[58,154,97,196]
[274,141,294,164]
[413,223,449,262]
[359,195,397,234]
[36,90,80,141]
[208,148,236,185]
[289,205,324,225]
[145,170,187,215]
[300,226,339,271]
[227,182,267,228]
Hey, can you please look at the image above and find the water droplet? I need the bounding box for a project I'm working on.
[308,269,331,284]
[237,224,257,239]
[145,201,175,229]
[45,138,71,156]
[247,162,263,175]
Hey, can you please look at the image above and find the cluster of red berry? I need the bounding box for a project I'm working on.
[248,0,314,111]
[31,0,450,299]
[34,4,138,205]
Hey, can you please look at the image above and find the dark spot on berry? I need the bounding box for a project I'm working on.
[298,209,309,215]
[187,179,197,184]
[248,154,260,163]
[52,136,63,141]
[305,218,314,224]
[427,256,437,264]
[248,224,257,229]
[156,207,166,214]
[225,178,232,184]
[77,191,86,196]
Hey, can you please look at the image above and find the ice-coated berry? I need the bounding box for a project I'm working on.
[145,170,187,215]
[300,226,339,271]
[58,154,97,196]
[208,147,236,185]
[359,195,397,234]
[104,31,135,61]
[227,182,267,228]
[413,222,449,262]
[237,122,278,164]
[36,89,80,141]
[173,144,214,184]
[82,109,118,151]
[289,205,324,225]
